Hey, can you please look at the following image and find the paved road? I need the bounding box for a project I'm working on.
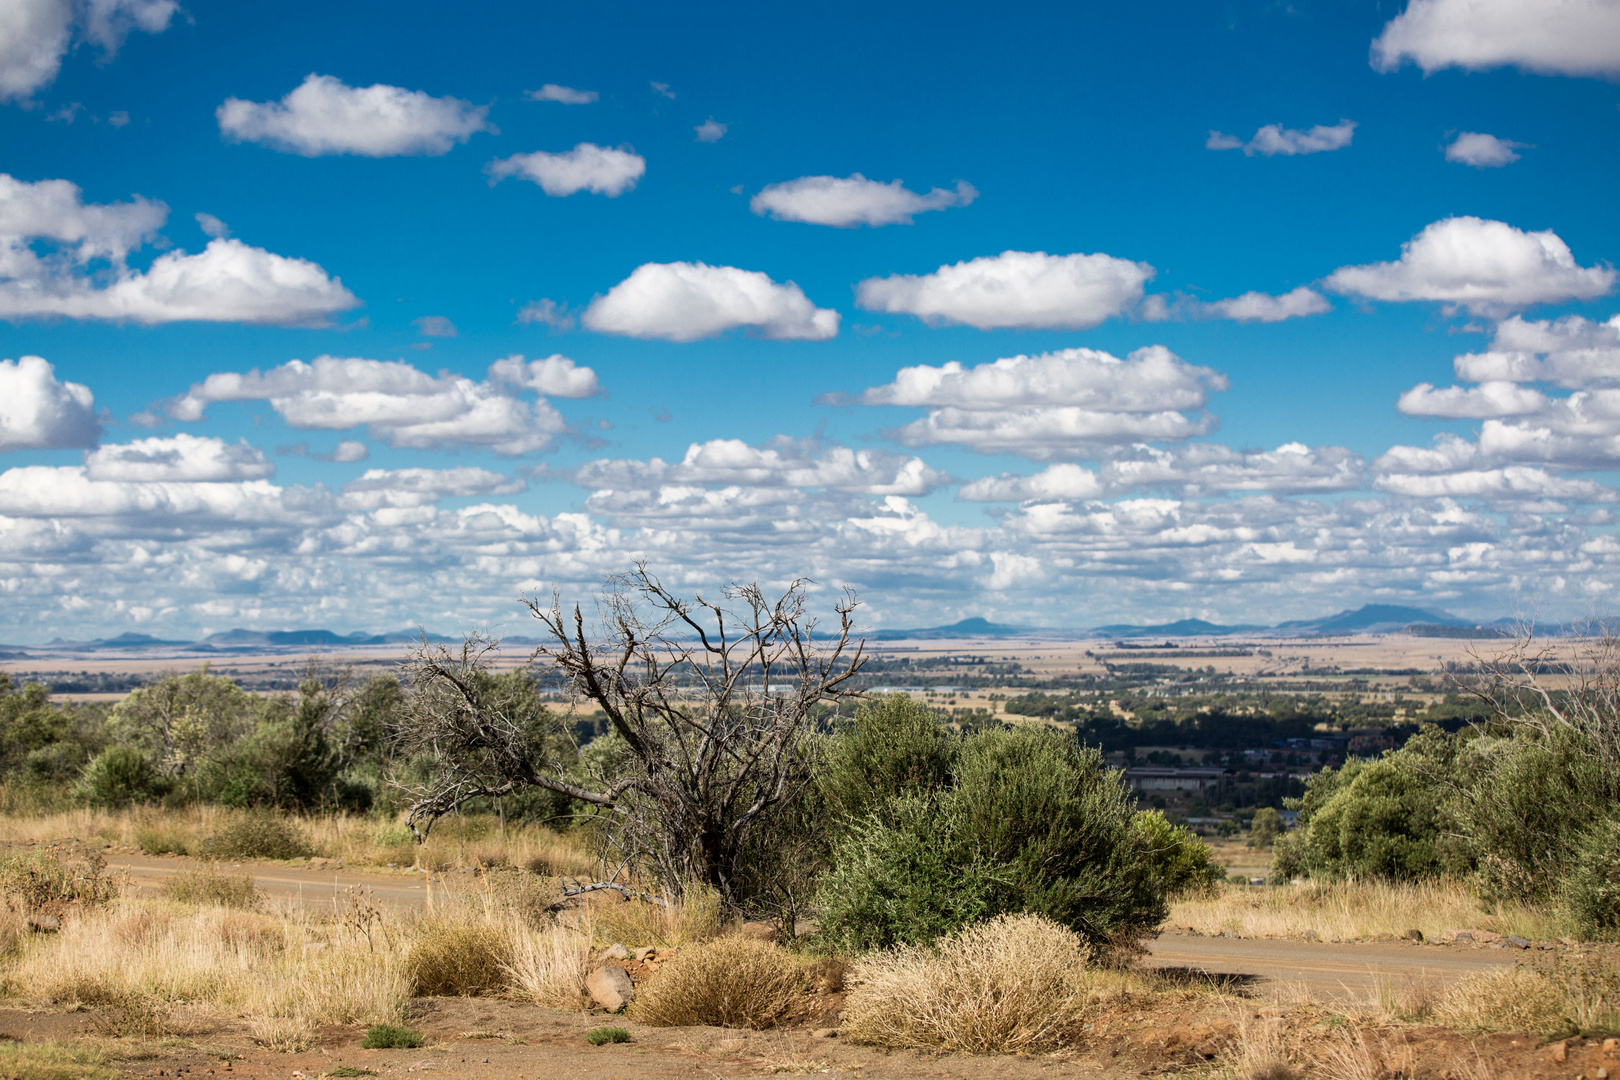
[1144,930,1521,1002]
[102,850,1525,1003]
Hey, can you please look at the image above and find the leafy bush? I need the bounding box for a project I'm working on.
[818,725,1165,955]
[631,936,803,1029]
[1131,809,1222,898]
[407,919,511,996]
[208,811,313,860]
[159,866,261,909]
[361,1023,424,1049]
[586,1026,632,1045]
[74,747,168,808]
[1282,728,1459,883]
[1562,815,1620,935]
[1248,807,1283,849]
[840,913,1095,1052]
[820,694,954,825]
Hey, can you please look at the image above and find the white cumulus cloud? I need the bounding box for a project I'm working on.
[1371,0,1620,77]
[583,262,839,342]
[218,74,492,157]
[750,174,977,227]
[487,143,645,197]
[166,354,595,455]
[339,467,526,510]
[855,250,1153,331]
[0,0,176,102]
[0,355,99,451]
[1325,217,1616,315]
[694,118,726,142]
[1143,286,1332,323]
[1445,132,1526,168]
[85,434,273,482]
[959,443,1363,501]
[487,354,602,398]
[525,84,597,104]
[846,346,1228,460]
[0,174,358,325]
[1206,120,1356,156]
[574,438,950,497]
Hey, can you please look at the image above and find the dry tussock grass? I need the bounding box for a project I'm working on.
[159,866,260,908]
[505,918,594,1008]
[407,917,512,996]
[0,806,595,876]
[1223,1014,1297,1080]
[0,1039,119,1080]
[1171,879,1574,943]
[592,888,722,948]
[632,935,804,1029]
[840,913,1098,1053]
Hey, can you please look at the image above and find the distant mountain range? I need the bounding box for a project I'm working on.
[0,604,1526,654]
[873,604,1502,640]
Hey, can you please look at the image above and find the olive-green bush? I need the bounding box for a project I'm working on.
[817,722,1166,956]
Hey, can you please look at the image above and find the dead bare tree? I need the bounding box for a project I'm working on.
[392,633,616,836]
[1462,618,1620,771]
[394,568,866,910]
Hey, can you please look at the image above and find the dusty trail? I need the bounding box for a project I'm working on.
[1144,930,1519,1002]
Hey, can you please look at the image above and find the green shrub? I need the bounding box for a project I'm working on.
[361,1023,424,1049]
[1247,807,1283,849]
[585,1027,632,1045]
[820,694,954,825]
[1562,815,1620,936]
[1131,809,1222,898]
[207,811,312,860]
[74,747,168,808]
[818,724,1165,956]
[1284,726,1461,883]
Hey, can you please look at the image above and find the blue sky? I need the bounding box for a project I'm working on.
[1,0,1619,641]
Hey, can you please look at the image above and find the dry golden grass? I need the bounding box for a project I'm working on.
[407,917,512,996]
[840,914,1098,1053]
[632,935,804,1029]
[159,865,260,908]
[505,918,594,1009]
[592,887,722,949]
[1171,879,1576,943]
[1223,1014,1297,1080]
[0,1039,119,1080]
[0,806,596,876]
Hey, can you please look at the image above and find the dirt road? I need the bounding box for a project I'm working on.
[102,851,1526,1004]
[1145,930,1519,1002]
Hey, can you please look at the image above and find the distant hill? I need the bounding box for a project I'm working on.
[1276,604,1472,635]
[1092,618,1261,638]
[869,617,1027,640]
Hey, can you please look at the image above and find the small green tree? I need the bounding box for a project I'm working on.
[1248,807,1282,849]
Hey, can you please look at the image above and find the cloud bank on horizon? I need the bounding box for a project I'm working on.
[0,0,1617,641]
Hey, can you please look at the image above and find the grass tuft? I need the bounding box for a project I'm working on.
[160,865,261,908]
[631,935,803,1029]
[840,913,1096,1053]
[407,918,511,997]
[585,1026,632,1045]
[0,1040,119,1080]
[208,811,312,860]
[361,1023,424,1049]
